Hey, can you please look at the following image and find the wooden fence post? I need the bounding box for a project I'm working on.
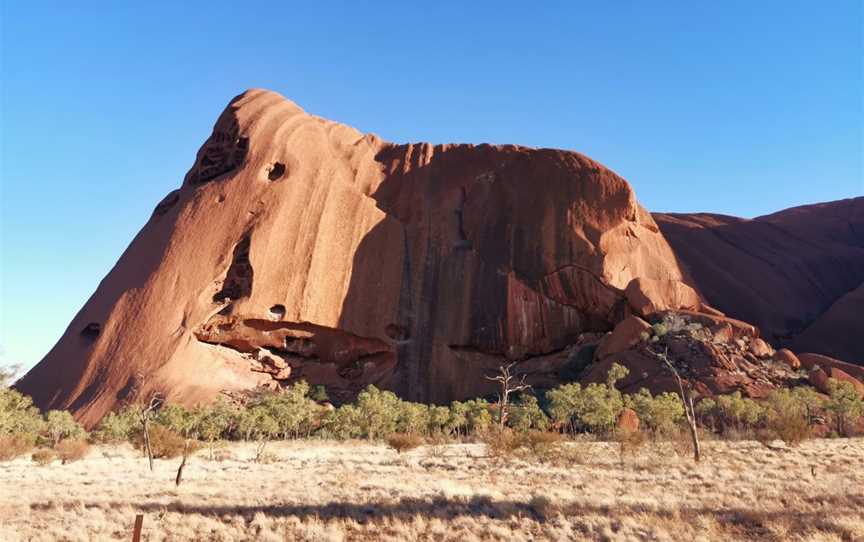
[132,514,143,542]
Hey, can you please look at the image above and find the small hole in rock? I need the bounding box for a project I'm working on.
[81,322,101,340]
[217,194,226,203]
[267,162,286,181]
[269,304,286,319]
[385,324,410,341]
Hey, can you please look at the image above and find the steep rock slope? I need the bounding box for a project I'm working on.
[17,89,689,426]
[654,198,864,365]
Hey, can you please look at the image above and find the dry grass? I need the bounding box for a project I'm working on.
[0,438,862,541]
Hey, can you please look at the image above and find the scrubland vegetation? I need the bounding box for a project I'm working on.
[1,364,863,540]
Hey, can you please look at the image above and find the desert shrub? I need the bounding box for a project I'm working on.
[426,405,451,436]
[245,381,319,439]
[825,379,864,436]
[763,389,811,446]
[133,424,187,459]
[0,387,45,438]
[234,406,279,442]
[546,363,628,436]
[715,392,765,432]
[545,383,583,434]
[615,426,648,457]
[355,385,401,439]
[54,438,90,464]
[43,410,86,447]
[625,388,685,436]
[31,448,57,466]
[445,401,469,436]
[395,402,429,435]
[464,399,493,436]
[0,434,35,461]
[156,404,197,437]
[386,432,424,453]
[520,430,565,461]
[92,407,138,443]
[320,404,362,440]
[694,398,718,431]
[508,394,549,432]
[482,426,523,458]
[194,399,233,443]
[309,385,329,402]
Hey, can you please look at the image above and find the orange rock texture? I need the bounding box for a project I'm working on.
[16,90,692,426]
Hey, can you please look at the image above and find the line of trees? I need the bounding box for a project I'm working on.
[2,362,863,463]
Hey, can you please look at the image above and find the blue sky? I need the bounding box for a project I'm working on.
[1,1,862,372]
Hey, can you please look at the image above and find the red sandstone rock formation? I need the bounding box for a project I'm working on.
[16,89,692,426]
[654,198,864,365]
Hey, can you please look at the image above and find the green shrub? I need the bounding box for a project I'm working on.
[43,410,86,447]
[715,391,765,432]
[625,388,685,436]
[320,404,362,440]
[508,394,549,432]
[244,381,319,439]
[763,388,811,446]
[0,387,45,438]
[826,379,864,436]
[546,364,628,435]
[309,385,329,402]
[92,407,138,443]
[355,385,401,439]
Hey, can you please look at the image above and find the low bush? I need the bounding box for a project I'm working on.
[55,439,90,464]
[31,448,57,466]
[0,434,35,461]
[133,424,187,459]
[386,432,424,454]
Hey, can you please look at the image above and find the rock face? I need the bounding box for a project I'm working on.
[654,199,864,365]
[16,89,690,427]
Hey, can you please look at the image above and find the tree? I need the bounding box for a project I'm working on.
[507,394,549,432]
[826,379,864,436]
[137,391,163,472]
[44,410,85,447]
[658,349,701,462]
[235,406,278,461]
[485,362,531,428]
[625,388,685,436]
[194,399,233,459]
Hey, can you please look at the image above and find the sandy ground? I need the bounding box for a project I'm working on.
[1,438,862,541]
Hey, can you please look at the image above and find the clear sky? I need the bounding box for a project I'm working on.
[1,1,862,373]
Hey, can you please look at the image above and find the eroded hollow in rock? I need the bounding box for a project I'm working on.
[269,304,286,319]
[213,233,253,302]
[385,324,410,341]
[81,323,101,340]
[267,162,286,181]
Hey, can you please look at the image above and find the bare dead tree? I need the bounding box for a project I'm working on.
[485,362,531,428]
[131,372,164,472]
[658,349,701,462]
[175,440,192,486]
[138,392,163,472]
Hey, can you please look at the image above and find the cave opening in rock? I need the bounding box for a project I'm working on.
[81,322,101,340]
[267,162,286,181]
[269,304,286,319]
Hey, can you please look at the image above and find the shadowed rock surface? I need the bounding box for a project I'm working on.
[654,198,864,365]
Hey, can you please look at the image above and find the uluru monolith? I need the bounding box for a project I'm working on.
[16,89,697,426]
